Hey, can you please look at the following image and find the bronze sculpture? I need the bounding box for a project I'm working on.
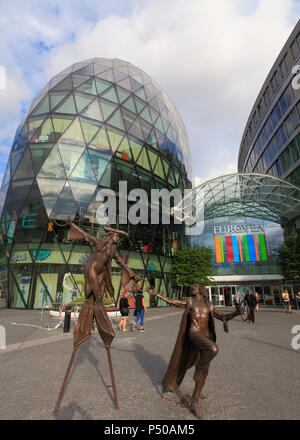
[53,222,141,415]
[148,283,241,419]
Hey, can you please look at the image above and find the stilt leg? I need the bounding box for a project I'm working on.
[106,346,119,409]
[53,346,78,415]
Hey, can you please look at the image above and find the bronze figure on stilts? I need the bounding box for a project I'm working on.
[53,221,141,415]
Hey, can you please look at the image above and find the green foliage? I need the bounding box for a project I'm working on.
[277,237,300,283]
[172,245,214,287]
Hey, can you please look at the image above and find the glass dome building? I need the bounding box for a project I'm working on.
[0,58,192,309]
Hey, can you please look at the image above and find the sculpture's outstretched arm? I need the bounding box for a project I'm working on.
[213,308,240,322]
[213,307,241,332]
[68,221,99,246]
[147,288,186,308]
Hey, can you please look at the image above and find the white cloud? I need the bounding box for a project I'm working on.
[0,0,299,182]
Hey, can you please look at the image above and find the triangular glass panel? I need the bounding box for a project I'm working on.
[101,86,119,104]
[113,70,128,82]
[13,149,34,180]
[31,95,50,116]
[68,180,97,215]
[69,150,97,184]
[162,159,169,177]
[59,117,85,147]
[154,116,165,133]
[147,130,159,150]
[29,143,54,175]
[20,181,49,242]
[168,169,176,187]
[98,162,112,188]
[51,182,78,220]
[106,127,123,152]
[153,158,165,179]
[2,160,10,188]
[136,147,151,171]
[74,92,94,113]
[30,117,57,143]
[95,78,111,95]
[54,95,77,114]
[89,126,111,152]
[135,87,147,101]
[52,75,73,92]
[140,106,152,124]
[116,86,131,104]
[88,148,111,182]
[140,119,152,141]
[94,64,111,76]
[118,77,132,91]
[77,78,97,95]
[161,116,169,133]
[106,109,125,131]
[12,180,33,216]
[74,64,94,76]
[52,115,75,140]
[122,96,136,114]
[134,96,145,114]
[115,136,132,161]
[38,145,67,179]
[79,116,102,144]
[149,107,159,124]
[58,143,85,177]
[128,118,144,140]
[28,115,46,142]
[130,77,142,92]
[129,137,143,162]
[50,90,69,111]
[147,150,158,171]
[37,178,65,216]
[99,99,118,120]
[72,73,90,89]
[121,108,136,131]
[98,69,114,82]
[80,98,103,121]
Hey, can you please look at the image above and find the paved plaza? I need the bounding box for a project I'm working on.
[0,306,299,420]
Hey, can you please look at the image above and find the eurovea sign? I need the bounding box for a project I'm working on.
[213,224,264,235]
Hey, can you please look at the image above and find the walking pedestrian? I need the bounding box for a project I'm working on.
[245,291,256,323]
[118,290,130,332]
[255,292,260,312]
[282,289,292,313]
[295,292,300,311]
[132,288,147,332]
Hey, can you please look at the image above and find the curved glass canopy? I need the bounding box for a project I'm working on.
[173,173,300,225]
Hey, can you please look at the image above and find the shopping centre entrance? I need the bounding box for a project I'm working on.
[209,282,298,308]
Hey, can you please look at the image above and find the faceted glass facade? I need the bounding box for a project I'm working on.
[0,58,192,309]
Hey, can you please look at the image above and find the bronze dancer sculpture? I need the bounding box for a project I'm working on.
[148,283,241,419]
[53,222,141,415]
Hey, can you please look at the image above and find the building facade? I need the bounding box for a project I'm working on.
[0,58,192,309]
[238,19,300,242]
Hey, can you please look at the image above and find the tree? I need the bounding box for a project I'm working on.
[277,237,300,284]
[172,246,214,290]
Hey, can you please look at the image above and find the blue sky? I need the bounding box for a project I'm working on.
[0,0,299,185]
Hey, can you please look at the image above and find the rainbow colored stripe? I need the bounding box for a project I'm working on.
[215,234,268,263]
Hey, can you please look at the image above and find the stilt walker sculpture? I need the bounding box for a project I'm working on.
[53,221,141,415]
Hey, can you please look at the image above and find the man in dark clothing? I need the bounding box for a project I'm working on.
[245,291,256,323]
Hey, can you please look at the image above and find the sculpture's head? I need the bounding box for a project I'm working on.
[191,283,208,300]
